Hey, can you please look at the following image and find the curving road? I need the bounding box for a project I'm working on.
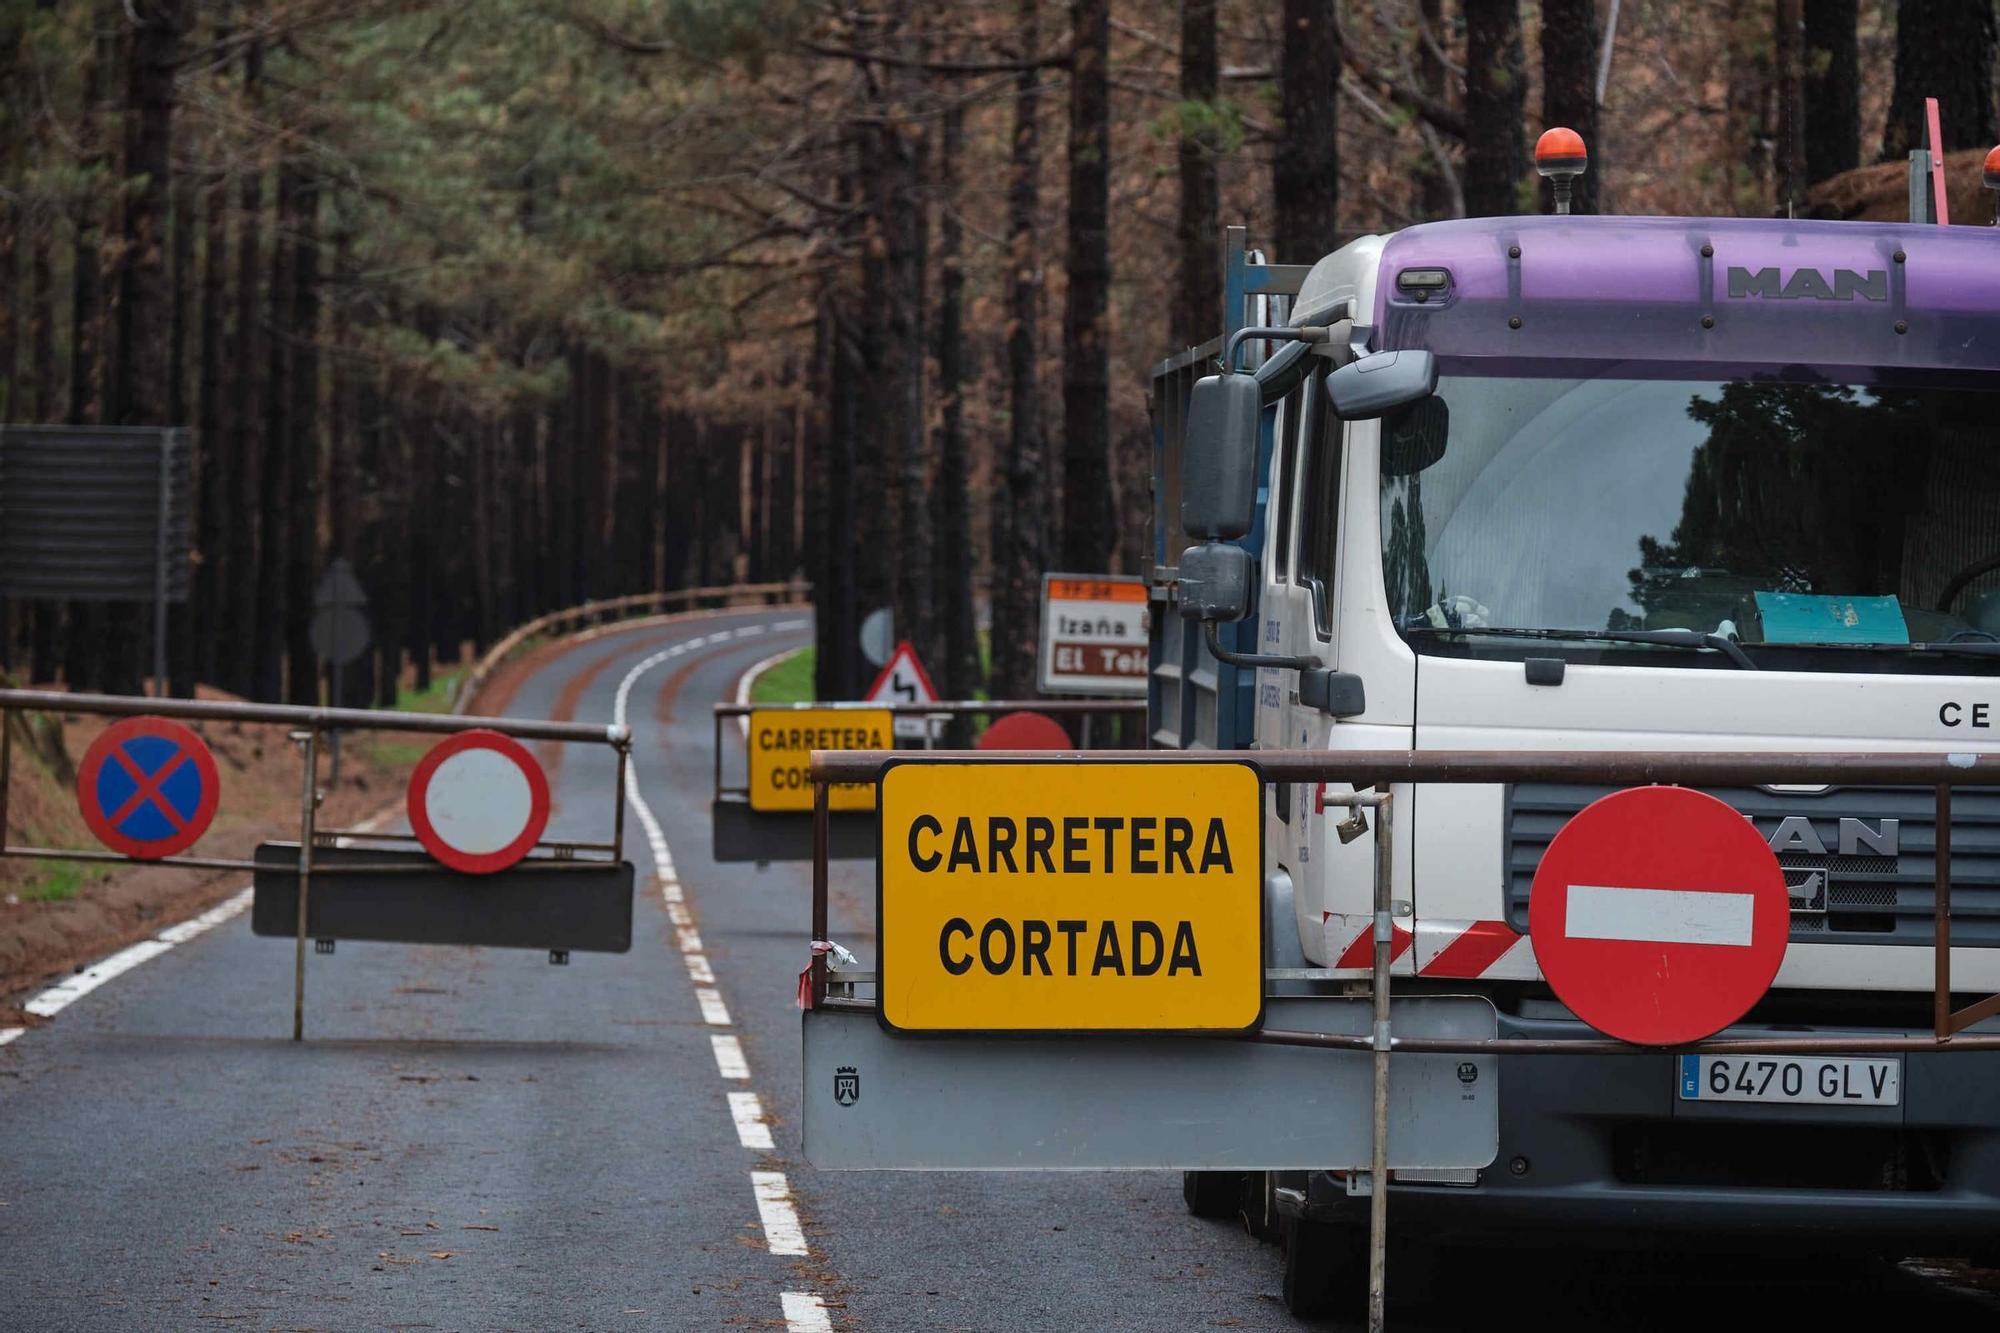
[3,609,1999,1330]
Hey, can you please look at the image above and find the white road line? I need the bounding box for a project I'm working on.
[696,987,733,1026]
[0,1028,24,1047]
[730,1091,776,1151]
[711,1033,750,1079]
[751,1171,810,1256]
[24,939,175,1018]
[735,644,807,737]
[1565,883,1757,947]
[155,886,256,945]
[781,1292,834,1332]
[685,953,716,985]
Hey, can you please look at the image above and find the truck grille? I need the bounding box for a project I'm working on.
[1504,784,2000,947]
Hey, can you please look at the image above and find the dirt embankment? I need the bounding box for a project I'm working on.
[0,689,414,1017]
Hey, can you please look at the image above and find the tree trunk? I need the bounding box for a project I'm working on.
[1463,0,1526,217]
[1062,0,1113,573]
[1773,0,1807,214]
[227,31,263,697]
[990,0,1047,702]
[1881,0,1997,161]
[1539,0,1601,215]
[1724,0,1774,213]
[1414,0,1457,220]
[194,159,230,690]
[1274,0,1339,255]
[283,170,320,704]
[253,158,295,701]
[933,101,977,714]
[1173,0,1219,346]
[1802,0,1859,185]
[62,7,115,692]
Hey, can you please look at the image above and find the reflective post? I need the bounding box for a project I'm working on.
[1367,784,1395,1333]
[292,729,319,1042]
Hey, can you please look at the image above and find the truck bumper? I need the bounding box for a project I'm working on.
[1293,1009,2000,1254]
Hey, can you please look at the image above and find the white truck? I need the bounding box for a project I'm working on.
[1153,163,2000,1315]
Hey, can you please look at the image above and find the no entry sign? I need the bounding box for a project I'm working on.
[76,716,220,859]
[408,730,550,874]
[1529,786,1789,1045]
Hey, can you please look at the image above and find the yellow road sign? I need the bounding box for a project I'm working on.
[878,760,1264,1033]
[748,708,891,813]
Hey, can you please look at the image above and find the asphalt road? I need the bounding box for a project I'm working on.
[4,608,2000,1330]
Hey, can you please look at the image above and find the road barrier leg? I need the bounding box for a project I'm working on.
[1368,785,1395,1333]
[291,729,320,1042]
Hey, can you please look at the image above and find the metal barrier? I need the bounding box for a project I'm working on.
[804,745,2000,1331]
[709,699,1148,863]
[0,688,632,1039]
[452,578,810,714]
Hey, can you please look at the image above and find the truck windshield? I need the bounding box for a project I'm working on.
[1379,372,2000,673]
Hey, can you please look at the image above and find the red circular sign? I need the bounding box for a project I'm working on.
[407,730,551,874]
[1528,786,1789,1046]
[75,716,222,859]
[977,711,1073,751]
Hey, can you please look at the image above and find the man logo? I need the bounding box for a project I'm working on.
[1726,265,1888,302]
[833,1066,860,1106]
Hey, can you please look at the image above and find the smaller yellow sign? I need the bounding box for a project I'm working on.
[748,708,892,813]
[879,760,1264,1034]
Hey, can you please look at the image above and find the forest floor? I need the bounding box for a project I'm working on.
[0,676,456,1021]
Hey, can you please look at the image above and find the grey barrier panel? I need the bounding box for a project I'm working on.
[0,426,191,600]
[711,797,878,864]
[252,843,634,952]
[803,994,1498,1171]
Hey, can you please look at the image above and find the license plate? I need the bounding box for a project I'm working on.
[1678,1054,1901,1106]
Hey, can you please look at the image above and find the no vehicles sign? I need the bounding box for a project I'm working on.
[877,760,1263,1034]
[748,707,891,812]
[1038,574,1148,696]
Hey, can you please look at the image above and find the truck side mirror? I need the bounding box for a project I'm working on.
[1178,542,1252,622]
[1181,372,1261,540]
[1326,349,1437,422]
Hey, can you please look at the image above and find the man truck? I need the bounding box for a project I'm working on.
[1153,137,2000,1316]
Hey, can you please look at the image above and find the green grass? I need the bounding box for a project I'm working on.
[393,669,462,715]
[21,859,93,903]
[750,647,816,704]
[362,668,465,768]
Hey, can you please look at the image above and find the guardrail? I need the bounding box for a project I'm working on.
[803,744,2000,1331]
[452,578,811,714]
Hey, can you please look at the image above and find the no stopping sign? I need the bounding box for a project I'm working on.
[407,730,551,874]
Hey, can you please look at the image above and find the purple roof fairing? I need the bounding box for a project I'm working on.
[1373,215,2000,377]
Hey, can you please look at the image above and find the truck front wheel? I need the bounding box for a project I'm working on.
[1281,1216,1366,1321]
[1181,1170,1243,1218]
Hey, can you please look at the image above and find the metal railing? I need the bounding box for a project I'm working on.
[452,578,811,714]
[0,688,631,1039]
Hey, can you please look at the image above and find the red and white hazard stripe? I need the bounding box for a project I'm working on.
[1323,913,1539,981]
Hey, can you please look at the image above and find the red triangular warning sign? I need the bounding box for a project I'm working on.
[864,640,939,706]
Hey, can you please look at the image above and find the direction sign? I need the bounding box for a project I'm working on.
[1527,786,1789,1046]
[76,716,220,859]
[864,640,939,740]
[748,707,891,812]
[877,759,1263,1034]
[407,730,551,874]
[1038,574,1148,696]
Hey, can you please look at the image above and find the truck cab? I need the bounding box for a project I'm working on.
[1154,210,2000,1301]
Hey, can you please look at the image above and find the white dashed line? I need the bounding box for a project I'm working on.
[711,1034,749,1079]
[730,1091,776,1150]
[0,1027,24,1047]
[750,1171,810,1255]
[695,987,733,1026]
[609,615,830,1318]
[24,939,176,1019]
[781,1291,834,1332]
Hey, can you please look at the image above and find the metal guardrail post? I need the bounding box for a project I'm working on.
[291,729,319,1042]
[1366,784,1395,1333]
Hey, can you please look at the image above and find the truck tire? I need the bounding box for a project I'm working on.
[1181,1170,1242,1218]
[1281,1216,1366,1321]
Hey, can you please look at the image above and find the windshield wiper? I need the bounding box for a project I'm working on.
[1403,624,1759,670]
[1785,639,2000,660]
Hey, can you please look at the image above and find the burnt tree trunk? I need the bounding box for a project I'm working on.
[227,32,264,697]
[282,169,320,706]
[252,158,296,701]
[1881,0,1996,161]
[1274,0,1339,255]
[933,101,978,713]
[1173,0,1219,346]
[1803,0,1859,185]
[1463,0,1526,218]
[1773,0,1807,214]
[1540,0,1601,215]
[990,0,1048,701]
[1061,0,1113,573]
